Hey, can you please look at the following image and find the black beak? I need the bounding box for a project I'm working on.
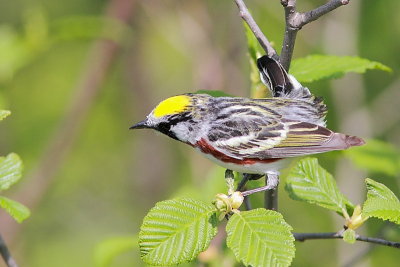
[129,119,150,130]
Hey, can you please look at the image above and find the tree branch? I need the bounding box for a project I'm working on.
[280,0,298,70]
[264,181,278,210]
[234,0,277,57]
[293,232,400,249]
[280,0,350,70]
[300,0,350,27]
[0,234,18,267]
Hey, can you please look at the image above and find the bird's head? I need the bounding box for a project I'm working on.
[130,94,199,142]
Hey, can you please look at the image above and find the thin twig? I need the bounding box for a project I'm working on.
[300,0,350,27]
[280,0,350,70]
[294,231,341,241]
[0,234,18,267]
[234,0,277,57]
[293,232,400,249]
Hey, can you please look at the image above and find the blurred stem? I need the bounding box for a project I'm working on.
[0,234,18,267]
[280,0,350,70]
[0,0,137,242]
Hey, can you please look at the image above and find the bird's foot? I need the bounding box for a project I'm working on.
[236,173,265,191]
[241,172,279,197]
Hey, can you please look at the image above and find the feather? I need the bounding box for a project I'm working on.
[257,55,312,99]
[207,115,364,159]
[257,55,292,97]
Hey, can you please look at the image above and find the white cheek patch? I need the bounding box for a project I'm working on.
[171,124,190,141]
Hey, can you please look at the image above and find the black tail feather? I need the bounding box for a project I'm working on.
[257,55,293,97]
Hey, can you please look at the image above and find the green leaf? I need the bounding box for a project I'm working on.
[193,90,233,97]
[0,196,30,223]
[342,229,356,244]
[139,198,218,266]
[363,178,400,224]
[345,139,400,176]
[94,235,138,267]
[0,110,11,120]
[290,55,391,83]
[226,209,295,267]
[0,153,23,191]
[285,158,354,216]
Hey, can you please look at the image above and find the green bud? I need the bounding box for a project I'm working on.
[230,192,244,210]
[346,204,368,230]
[213,193,231,213]
[343,229,356,244]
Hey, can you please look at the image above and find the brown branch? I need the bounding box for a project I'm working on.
[0,0,137,242]
[264,187,278,210]
[300,0,350,27]
[0,234,18,267]
[280,0,350,70]
[280,0,298,70]
[234,0,277,57]
[294,232,400,249]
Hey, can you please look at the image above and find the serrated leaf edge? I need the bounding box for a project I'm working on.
[286,158,353,216]
[226,209,295,267]
[139,198,218,265]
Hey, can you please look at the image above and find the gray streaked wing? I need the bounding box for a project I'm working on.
[208,119,358,159]
[249,121,361,158]
[207,116,288,159]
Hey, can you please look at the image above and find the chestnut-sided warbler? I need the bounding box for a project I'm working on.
[131,55,364,193]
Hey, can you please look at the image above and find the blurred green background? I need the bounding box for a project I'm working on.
[0,0,399,266]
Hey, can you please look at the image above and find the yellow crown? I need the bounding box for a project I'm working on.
[153,95,191,118]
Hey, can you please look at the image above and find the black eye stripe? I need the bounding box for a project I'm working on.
[169,112,191,125]
[155,112,193,141]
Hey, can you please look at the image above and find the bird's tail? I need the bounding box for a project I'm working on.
[344,134,366,148]
[257,55,311,99]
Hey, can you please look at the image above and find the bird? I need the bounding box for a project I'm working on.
[130,55,365,195]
